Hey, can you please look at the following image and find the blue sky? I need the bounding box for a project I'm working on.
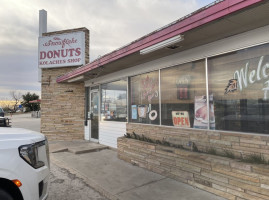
[0,0,215,99]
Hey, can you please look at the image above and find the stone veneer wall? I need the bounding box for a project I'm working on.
[41,28,89,140]
[126,123,269,162]
[118,136,269,200]
[41,68,85,140]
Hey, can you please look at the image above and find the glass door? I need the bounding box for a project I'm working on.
[90,87,99,140]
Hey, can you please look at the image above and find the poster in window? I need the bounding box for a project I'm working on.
[193,95,215,129]
[138,105,148,118]
[141,75,158,103]
[104,103,109,111]
[172,111,190,128]
[176,75,191,99]
[132,105,137,119]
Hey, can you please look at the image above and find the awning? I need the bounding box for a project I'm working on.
[29,99,41,103]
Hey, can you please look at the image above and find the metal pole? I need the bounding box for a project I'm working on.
[38,10,47,82]
[205,58,210,130]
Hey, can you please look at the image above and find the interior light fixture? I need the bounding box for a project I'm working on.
[140,35,184,55]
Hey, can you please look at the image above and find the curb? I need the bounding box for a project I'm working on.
[50,154,119,200]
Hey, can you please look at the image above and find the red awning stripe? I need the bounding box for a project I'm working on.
[56,0,263,83]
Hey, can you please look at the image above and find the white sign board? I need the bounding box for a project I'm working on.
[38,32,85,68]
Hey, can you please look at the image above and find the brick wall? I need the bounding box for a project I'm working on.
[127,123,269,162]
[41,28,89,140]
[118,136,269,200]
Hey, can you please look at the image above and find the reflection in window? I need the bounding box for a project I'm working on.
[129,71,159,124]
[160,60,207,128]
[208,43,269,134]
[101,80,127,122]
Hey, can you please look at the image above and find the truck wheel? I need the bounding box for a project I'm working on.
[0,188,14,200]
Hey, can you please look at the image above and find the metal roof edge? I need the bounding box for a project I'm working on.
[56,0,263,83]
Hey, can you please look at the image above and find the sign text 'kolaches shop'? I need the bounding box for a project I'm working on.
[38,32,85,68]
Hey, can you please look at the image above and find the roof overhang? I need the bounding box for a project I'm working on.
[57,0,268,83]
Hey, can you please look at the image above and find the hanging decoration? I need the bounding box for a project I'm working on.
[149,110,158,121]
[225,79,237,94]
[141,75,158,103]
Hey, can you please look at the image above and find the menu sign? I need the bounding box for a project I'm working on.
[38,32,85,68]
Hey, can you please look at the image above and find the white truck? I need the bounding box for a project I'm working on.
[0,127,50,200]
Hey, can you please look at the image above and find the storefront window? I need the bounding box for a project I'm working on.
[160,60,207,128]
[208,43,269,134]
[129,71,159,124]
[101,80,127,122]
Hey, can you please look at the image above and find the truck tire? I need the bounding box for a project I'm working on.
[0,188,14,200]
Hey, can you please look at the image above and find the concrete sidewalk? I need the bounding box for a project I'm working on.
[49,141,225,200]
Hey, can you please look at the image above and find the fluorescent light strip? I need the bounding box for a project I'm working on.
[140,35,184,55]
[67,75,84,83]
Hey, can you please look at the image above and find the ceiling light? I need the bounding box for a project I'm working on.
[140,35,184,55]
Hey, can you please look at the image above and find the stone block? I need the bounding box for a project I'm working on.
[229,179,269,196]
[230,161,252,172]
[206,156,231,166]
[260,178,269,185]
[261,184,269,190]
[210,139,232,146]
[221,135,240,142]
[240,138,266,145]
[194,174,245,192]
[252,165,269,176]
[206,131,221,139]
[188,160,212,170]
[245,190,269,200]
[147,163,168,175]
[146,158,160,166]
[170,167,194,180]
[167,173,188,184]
[201,170,229,184]
[176,160,201,173]
[213,166,260,183]
[188,180,236,200]
[212,183,227,192]
[130,158,147,168]
[227,188,265,200]
[195,177,212,187]
[239,142,261,149]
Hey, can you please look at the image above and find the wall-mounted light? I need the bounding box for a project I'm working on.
[140,35,184,55]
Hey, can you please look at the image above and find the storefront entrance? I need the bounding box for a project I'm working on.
[89,87,99,140]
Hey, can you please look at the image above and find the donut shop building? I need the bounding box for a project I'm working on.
[40,1,269,198]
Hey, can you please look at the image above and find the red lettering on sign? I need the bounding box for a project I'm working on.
[40,51,46,59]
[185,118,189,126]
[173,117,190,127]
[39,48,82,60]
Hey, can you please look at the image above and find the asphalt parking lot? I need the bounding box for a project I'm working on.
[11,113,108,200]
[10,113,40,132]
